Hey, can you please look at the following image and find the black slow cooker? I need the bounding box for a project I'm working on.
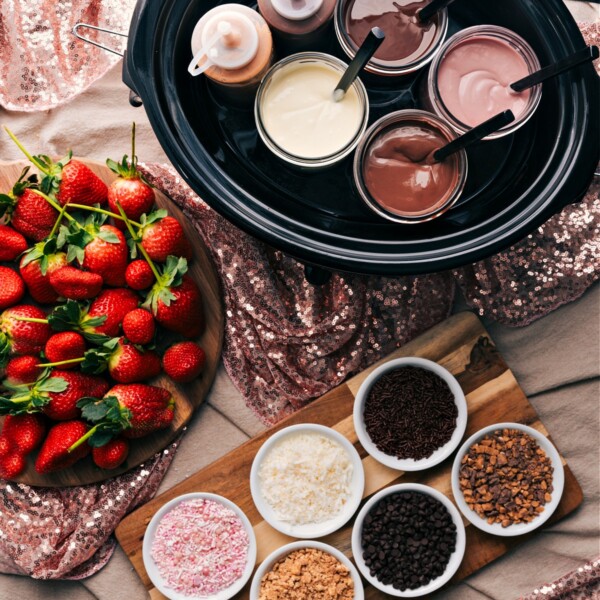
[121,0,599,276]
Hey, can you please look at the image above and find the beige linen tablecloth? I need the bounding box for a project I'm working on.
[0,1,598,598]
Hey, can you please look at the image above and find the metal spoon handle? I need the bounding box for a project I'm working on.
[433,110,515,163]
[510,45,599,92]
[418,0,456,23]
[333,28,385,101]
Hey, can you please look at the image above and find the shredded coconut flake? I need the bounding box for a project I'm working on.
[258,432,354,525]
[151,498,249,597]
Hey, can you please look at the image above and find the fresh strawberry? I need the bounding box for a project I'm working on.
[0,225,28,261]
[92,437,129,469]
[20,240,68,304]
[0,267,25,310]
[81,337,161,384]
[0,452,26,478]
[122,309,155,345]
[125,260,155,290]
[35,420,90,474]
[139,211,192,264]
[1,413,46,454]
[0,168,57,241]
[4,355,41,385]
[0,305,51,366]
[107,125,155,229]
[84,289,139,337]
[0,435,13,458]
[73,384,174,450]
[0,369,109,421]
[44,332,86,369]
[49,266,103,300]
[83,224,128,286]
[163,342,206,383]
[143,257,204,338]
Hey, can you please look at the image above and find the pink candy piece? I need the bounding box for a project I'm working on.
[151,498,250,596]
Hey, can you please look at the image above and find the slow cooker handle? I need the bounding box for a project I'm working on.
[72,22,142,107]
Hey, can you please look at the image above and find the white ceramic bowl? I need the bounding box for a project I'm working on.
[353,357,468,471]
[250,540,365,600]
[451,422,565,537]
[250,423,365,538]
[351,483,466,597]
[142,492,257,600]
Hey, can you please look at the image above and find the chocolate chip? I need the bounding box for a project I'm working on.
[360,491,457,591]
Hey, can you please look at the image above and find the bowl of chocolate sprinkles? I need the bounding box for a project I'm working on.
[351,483,466,597]
[353,358,467,471]
[451,422,565,537]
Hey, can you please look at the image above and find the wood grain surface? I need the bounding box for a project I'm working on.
[116,312,583,599]
[0,159,224,487]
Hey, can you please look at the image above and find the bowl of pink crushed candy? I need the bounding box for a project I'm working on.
[142,492,257,600]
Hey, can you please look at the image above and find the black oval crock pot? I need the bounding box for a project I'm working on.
[122,0,599,276]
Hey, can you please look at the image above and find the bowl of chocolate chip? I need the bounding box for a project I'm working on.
[351,483,466,597]
[353,357,467,471]
[451,422,565,537]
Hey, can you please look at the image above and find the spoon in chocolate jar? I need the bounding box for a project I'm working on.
[418,0,457,23]
[510,45,599,92]
[333,27,385,102]
[429,110,515,164]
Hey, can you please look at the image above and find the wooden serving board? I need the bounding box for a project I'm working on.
[0,159,224,487]
[115,312,582,599]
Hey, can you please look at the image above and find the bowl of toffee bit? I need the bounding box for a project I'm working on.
[353,357,467,471]
[451,422,565,536]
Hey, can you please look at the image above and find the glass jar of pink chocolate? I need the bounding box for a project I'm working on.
[255,52,369,169]
[353,110,467,224]
[422,25,542,139]
[334,0,449,77]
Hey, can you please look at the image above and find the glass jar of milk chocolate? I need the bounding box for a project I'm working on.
[334,0,448,77]
[353,110,467,223]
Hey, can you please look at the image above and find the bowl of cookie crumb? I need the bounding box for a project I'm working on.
[451,422,565,537]
[249,540,364,600]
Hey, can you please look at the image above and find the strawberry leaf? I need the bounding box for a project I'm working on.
[1,380,31,394]
[141,209,167,226]
[80,346,112,375]
[89,430,117,447]
[78,395,112,420]
[0,333,10,370]
[67,244,85,264]
[48,299,85,332]
[97,229,119,244]
[37,376,68,394]
[78,396,132,446]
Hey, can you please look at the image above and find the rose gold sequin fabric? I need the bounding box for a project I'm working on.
[141,163,455,424]
[0,0,136,111]
[0,438,180,579]
[521,556,600,600]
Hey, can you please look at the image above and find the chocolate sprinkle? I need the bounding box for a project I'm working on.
[363,366,458,460]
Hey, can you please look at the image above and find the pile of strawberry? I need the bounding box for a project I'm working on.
[0,125,207,478]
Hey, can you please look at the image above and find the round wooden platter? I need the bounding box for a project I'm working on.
[0,159,224,487]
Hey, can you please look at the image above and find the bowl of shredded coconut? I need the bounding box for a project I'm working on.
[250,423,365,538]
[142,492,257,600]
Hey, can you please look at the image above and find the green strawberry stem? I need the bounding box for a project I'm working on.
[30,189,76,222]
[49,203,69,239]
[131,122,136,169]
[3,126,48,173]
[13,316,48,324]
[37,357,84,368]
[115,200,161,282]
[68,425,98,452]
[64,203,142,227]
